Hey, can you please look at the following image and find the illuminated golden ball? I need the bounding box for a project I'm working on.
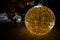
[25,5,55,35]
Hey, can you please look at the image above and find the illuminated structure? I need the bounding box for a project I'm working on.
[13,13,22,23]
[0,13,11,22]
[25,5,55,35]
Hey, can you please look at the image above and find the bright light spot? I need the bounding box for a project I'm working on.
[49,21,55,30]
[34,5,41,8]
[17,18,21,22]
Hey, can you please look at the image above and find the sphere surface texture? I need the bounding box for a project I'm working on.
[25,5,55,35]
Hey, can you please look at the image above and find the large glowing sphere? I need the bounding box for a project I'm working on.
[25,5,55,35]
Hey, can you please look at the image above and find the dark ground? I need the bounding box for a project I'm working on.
[0,19,60,40]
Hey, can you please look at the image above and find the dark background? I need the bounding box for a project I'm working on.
[0,0,60,40]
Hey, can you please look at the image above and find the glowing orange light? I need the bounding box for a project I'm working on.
[25,5,55,35]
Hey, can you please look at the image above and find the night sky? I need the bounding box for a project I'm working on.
[0,0,60,40]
